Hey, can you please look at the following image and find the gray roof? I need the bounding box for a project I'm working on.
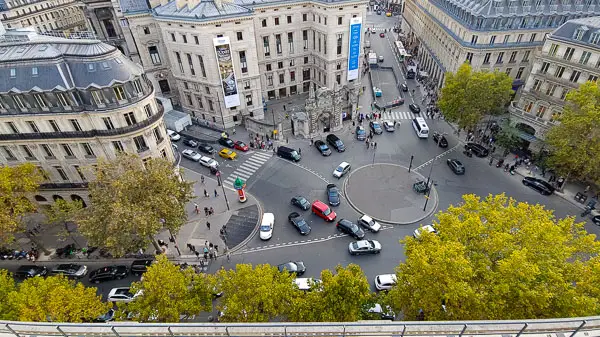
[552,15,600,41]
[433,0,600,18]
[120,0,151,13]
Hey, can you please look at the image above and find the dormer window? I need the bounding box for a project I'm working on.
[535,0,543,7]
[31,67,38,76]
[9,68,16,78]
[522,0,529,6]
[590,31,600,44]
[574,26,588,40]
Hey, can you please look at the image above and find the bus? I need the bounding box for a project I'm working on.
[394,41,410,63]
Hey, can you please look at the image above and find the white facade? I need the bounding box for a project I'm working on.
[0,0,88,33]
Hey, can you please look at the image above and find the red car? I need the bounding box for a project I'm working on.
[234,141,249,152]
[311,200,337,222]
[379,33,385,38]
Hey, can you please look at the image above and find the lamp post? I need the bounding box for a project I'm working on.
[216,171,230,211]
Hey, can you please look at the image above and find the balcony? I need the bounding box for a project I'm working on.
[508,101,558,131]
[39,182,88,190]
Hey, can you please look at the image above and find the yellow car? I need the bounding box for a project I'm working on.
[219,148,237,160]
[386,12,392,16]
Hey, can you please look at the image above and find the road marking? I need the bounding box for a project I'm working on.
[234,167,255,176]
[413,143,461,171]
[276,158,331,184]
[231,171,251,179]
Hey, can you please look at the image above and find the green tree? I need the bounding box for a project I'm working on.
[120,255,212,322]
[545,81,600,185]
[215,264,298,322]
[9,275,110,322]
[0,269,17,320]
[387,194,600,320]
[0,163,44,245]
[494,120,523,156]
[290,264,373,322]
[438,63,513,132]
[78,153,194,256]
[44,198,84,245]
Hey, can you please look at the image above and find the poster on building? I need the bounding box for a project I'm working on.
[347,17,362,81]
[213,36,240,108]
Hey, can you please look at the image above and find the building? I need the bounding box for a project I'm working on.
[0,0,88,33]
[81,0,131,56]
[401,0,600,89]
[509,16,600,147]
[0,25,174,205]
[118,0,367,129]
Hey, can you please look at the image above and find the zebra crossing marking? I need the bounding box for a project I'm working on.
[223,151,272,185]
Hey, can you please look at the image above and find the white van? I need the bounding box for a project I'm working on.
[412,117,429,138]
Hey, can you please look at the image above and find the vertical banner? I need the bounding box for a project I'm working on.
[213,36,240,108]
[347,17,362,81]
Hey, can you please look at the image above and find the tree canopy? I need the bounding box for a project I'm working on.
[545,81,600,185]
[387,194,600,320]
[78,153,194,256]
[0,163,44,245]
[494,120,523,156]
[438,63,513,132]
[0,269,17,320]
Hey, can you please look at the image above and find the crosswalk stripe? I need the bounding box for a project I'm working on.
[224,177,235,185]
[231,171,251,179]
[247,157,269,165]
[252,152,273,160]
[240,161,262,170]
[235,167,256,176]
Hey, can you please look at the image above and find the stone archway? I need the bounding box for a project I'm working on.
[515,122,536,136]
[318,112,332,132]
[70,194,87,208]
[34,195,47,202]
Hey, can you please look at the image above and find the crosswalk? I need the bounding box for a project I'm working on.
[384,111,433,120]
[223,151,272,186]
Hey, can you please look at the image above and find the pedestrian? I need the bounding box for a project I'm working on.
[585,185,591,194]
[310,138,314,145]
[232,128,236,135]
[204,251,208,260]
[204,189,209,198]
[227,251,231,261]
[298,148,302,155]
[366,140,370,149]
[209,242,214,248]
[205,240,208,248]
[352,121,356,127]
[204,207,209,216]
[206,221,211,230]
[214,189,218,197]
[210,206,214,215]
[489,157,494,166]
[187,243,194,252]
[194,203,199,214]
[201,175,205,184]
[195,251,200,260]
[374,142,377,149]
[214,245,219,253]
[283,104,287,111]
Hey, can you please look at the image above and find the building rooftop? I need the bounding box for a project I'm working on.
[551,15,600,48]
[434,0,600,19]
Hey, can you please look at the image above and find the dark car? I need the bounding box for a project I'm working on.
[198,143,216,155]
[326,183,340,206]
[336,219,365,239]
[314,140,332,156]
[326,134,345,152]
[409,104,421,113]
[370,121,383,135]
[401,83,409,92]
[89,265,129,283]
[288,212,311,235]
[15,265,47,279]
[592,215,600,225]
[432,132,448,148]
[218,137,235,148]
[278,261,306,276]
[130,259,154,276]
[522,177,555,195]
[51,264,88,279]
[464,142,489,157]
[356,126,366,140]
[291,195,310,210]
[447,159,465,175]
[183,138,199,148]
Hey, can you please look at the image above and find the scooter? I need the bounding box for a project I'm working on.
[496,159,504,168]
[504,163,510,172]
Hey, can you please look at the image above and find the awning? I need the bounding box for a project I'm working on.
[518,131,538,142]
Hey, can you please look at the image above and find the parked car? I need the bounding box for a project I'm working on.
[182,138,198,147]
[198,143,216,155]
[326,183,341,206]
[130,259,154,276]
[277,261,306,276]
[409,104,421,113]
[592,215,600,225]
[378,55,384,62]
[447,159,465,175]
[181,149,202,162]
[367,303,395,320]
[277,146,301,162]
[374,274,397,291]
[336,219,365,239]
[383,120,395,132]
[234,141,249,152]
[522,177,555,195]
[312,200,337,222]
[219,148,237,160]
[370,121,383,135]
[333,162,351,179]
[95,309,116,322]
[464,142,489,157]
[432,132,448,147]
[294,278,322,291]
[356,126,367,140]
[291,196,311,210]
[15,265,47,279]
[357,214,381,232]
[326,134,345,152]
[107,287,142,303]
[379,32,385,37]
[199,156,219,169]
[51,264,88,279]
[259,212,274,240]
[348,240,382,255]
[314,140,332,156]
[167,129,180,141]
[89,265,129,283]
[413,225,437,238]
[218,137,235,148]
[401,83,409,92]
[288,212,311,235]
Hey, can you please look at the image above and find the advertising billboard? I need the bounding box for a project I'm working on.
[347,17,362,81]
[213,36,240,108]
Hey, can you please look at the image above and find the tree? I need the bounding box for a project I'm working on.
[387,194,600,320]
[494,120,523,156]
[78,153,194,256]
[290,264,373,322]
[545,81,600,185]
[0,269,17,320]
[120,255,213,322]
[44,198,84,246]
[214,264,299,322]
[9,275,110,322]
[0,163,44,245]
[438,63,513,132]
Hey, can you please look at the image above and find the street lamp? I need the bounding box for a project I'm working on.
[216,171,230,211]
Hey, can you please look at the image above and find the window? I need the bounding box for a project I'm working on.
[509,51,518,63]
[131,79,143,94]
[170,33,176,42]
[522,50,530,62]
[184,54,195,76]
[198,55,207,77]
[205,86,210,94]
[517,33,523,43]
[338,17,343,25]
[1,146,16,160]
[143,27,150,34]
[466,52,473,63]
[239,51,248,73]
[303,30,308,50]
[337,33,343,55]
[489,35,496,45]
[503,35,510,44]
[266,64,272,71]
[9,68,16,78]
[555,66,565,78]
[196,96,204,109]
[194,36,199,44]
[267,74,274,86]
[26,120,39,133]
[483,53,491,64]
[563,47,575,61]
[304,56,309,64]
[244,81,250,89]
[55,166,68,181]
[133,135,148,152]
[580,51,591,65]
[81,143,95,157]
[182,35,187,44]
[74,165,86,181]
[186,94,193,105]
[175,52,184,73]
[41,144,53,158]
[263,36,270,56]
[287,15,292,24]
[560,88,570,100]
[48,120,60,132]
[470,35,478,44]
[275,17,280,25]
[532,79,542,91]
[237,31,243,41]
[279,73,285,84]
[303,13,307,21]
[69,119,82,131]
[103,117,115,130]
[13,95,25,109]
[262,19,267,27]
[529,33,536,42]
[61,144,74,157]
[278,61,284,69]
[91,90,103,105]
[290,70,295,81]
[549,43,559,56]
[589,74,599,82]
[31,67,38,76]
[546,83,557,96]
[112,141,124,152]
[288,32,294,53]
[496,52,504,63]
[153,127,164,143]
[505,68,512,75]
[569,70,581,82]
[540,61,550,74]
[148,46,161,64]
[591,32,600,45]
[6,122,19,134]
[21,145,34,159]
[113,86,125,101]
[276,34,282,54]
[124,112,137,126]
[208,99,214,111]
[246,94,253,106]
[535,105,547,118]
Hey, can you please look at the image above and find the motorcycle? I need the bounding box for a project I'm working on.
[504,163,510,172]
[463,150,473,157]
[582,205,595,217]
[496,159,504,168]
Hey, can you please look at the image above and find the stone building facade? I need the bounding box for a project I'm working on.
[81,0,131,56]
[0,0,88,32]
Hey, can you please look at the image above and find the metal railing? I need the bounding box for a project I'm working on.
[508,101,559,130]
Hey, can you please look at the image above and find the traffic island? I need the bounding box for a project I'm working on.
[343,163,438,225]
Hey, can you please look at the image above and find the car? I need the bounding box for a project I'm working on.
[378,55,384,62]
[409,104,421,113]
[218,137,235,148]
[199,156,219,169]
[198,143,216,155]
[370,121,383,135]
[167,129,180,141]
[314,140,332,156]
[336,219,365,239]
[413,225,437,238]
[592,215,600,225]
[259,212,274,240]
[219,148,237,160]
[234,141,249,152]
[464,142,489,157]
[326,183,341,206]
[356,126,367,140]
[432,132,448,147]
[277,261,306,276]
[88,265,129,283]
[367,303,396,320]
[401,83,409,92]
[379,32,385,37]
[376,10,382,14]
[181,149,202,162]
[130,259,154,276]
[326,134,345,152]
[51,264,88,278]
[107,287,142,303]
[383,120,395,132]
[294,278,322,291]
[291,196,311,210]
[182,138,199,147]
[333,162,351,179]
[312,200,337,221]
[95,309,116,322]
[288,212,311,235]
[357,214,381,232]
[15,265,47,279]
[522,177,555,195]
[374,274,397,291]
[348,239,382,255]
[447,158,465,174]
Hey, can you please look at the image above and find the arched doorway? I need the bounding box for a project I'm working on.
[318,112,332,132]
[70,194,87,208]
[34,195,47,202]
[514,123,536,157]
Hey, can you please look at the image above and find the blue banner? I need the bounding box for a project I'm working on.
[347,17,362,81]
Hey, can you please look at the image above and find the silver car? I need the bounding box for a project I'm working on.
[348,240,382,255]
[181,149,202,162]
